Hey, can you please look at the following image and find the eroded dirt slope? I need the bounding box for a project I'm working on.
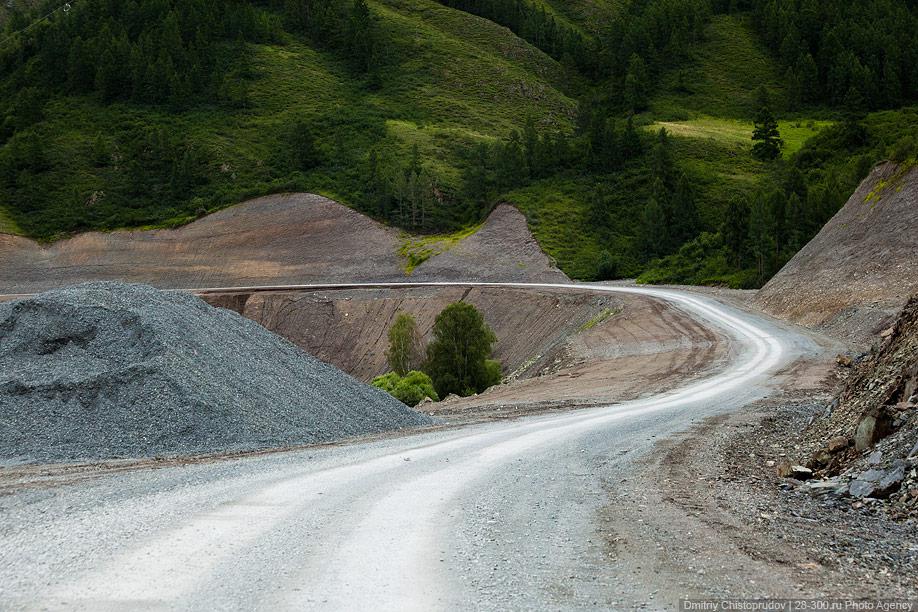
[203,286,726,417]
[0,196,564,294]
[757,162,918,346]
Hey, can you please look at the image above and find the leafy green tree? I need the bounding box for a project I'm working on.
[751,104,783,161]
[425,302,500,397]
[386,312,423,376]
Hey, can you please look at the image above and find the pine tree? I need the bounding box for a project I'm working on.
[345,0,374,74]
[621,115,642,160]
[722,199,749,269]
[748,193,775,282]
[651,128,675,190]
[638,196,667,262]
[623,53,649,113]
[751,105,783,161]
[784,192,805,252]
[670,172,700,246]
[463,142,491,209]
[522,117,540,178]
[796,52,819,104]
[766,189,786,256]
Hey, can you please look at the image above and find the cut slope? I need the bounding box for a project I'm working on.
[757,162,918,345]
[0,282,432,464]
[0,196,566,295]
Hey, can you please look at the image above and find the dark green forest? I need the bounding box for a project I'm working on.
[0,0,916,286]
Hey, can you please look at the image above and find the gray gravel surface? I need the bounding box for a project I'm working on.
[0,282,431,464]
[0,285,825,610]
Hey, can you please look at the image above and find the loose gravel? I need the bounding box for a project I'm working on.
[0,282,432,464]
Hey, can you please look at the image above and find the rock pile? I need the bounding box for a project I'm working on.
[792,296,918,519]
[0,283,433,464]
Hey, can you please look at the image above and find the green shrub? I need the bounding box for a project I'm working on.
[372,371,438,407]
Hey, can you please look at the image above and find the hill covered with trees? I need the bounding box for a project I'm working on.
[0,0,916,286]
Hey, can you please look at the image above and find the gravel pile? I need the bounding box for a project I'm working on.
[0,282,433,464]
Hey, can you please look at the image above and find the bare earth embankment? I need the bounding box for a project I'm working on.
[0,195,565,294]
[202,285,727,420]
[757,162,918,346]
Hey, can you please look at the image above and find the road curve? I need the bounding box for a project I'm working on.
[0,283,816,611]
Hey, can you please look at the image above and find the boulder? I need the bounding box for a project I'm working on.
[854,408,894,451]
[849,464,906,499]
[827,436,850,453]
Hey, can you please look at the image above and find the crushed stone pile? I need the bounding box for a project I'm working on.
[794,296,918,519]
[0,282,433,464]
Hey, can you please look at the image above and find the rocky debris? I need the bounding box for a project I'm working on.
[773,297,918,519]
[776,461,813,480]
[0,282,433,464]
[854,407,895,451]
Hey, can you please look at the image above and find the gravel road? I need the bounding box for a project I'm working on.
[0,284,821,611]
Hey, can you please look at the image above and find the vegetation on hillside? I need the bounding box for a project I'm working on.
[0,0,916,288]
[375,303,502,404]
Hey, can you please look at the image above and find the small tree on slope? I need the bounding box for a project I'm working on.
[425,303,501,398]
[386,313,424,376]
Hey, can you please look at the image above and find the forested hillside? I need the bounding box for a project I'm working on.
[0,0,916,285]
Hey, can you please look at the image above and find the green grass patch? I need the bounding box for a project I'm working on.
[578,306,621,332]
[0,205,20,234]
[649,117,832,158]
[398,222,483,274]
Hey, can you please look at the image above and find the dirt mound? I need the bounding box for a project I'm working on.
[411,205,566,283]
[800,296,917,517]
[0,196,565,295]
[0,282,432,464]
[756,162,918,345]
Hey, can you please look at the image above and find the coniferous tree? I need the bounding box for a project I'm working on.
[623,53,650,113]
[345,0,374,74]
[671,172,700,246]
[722,199,749,269]
[522,117,540,178]
[638,196,667,262]
[752,105,783,161]
[784,192,805,252]
[748,193,775,282]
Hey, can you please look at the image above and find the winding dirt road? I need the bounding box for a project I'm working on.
[0,283,820,610]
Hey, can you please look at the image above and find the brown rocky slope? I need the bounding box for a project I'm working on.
[0,195,565,294]
[757,162,918,346]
